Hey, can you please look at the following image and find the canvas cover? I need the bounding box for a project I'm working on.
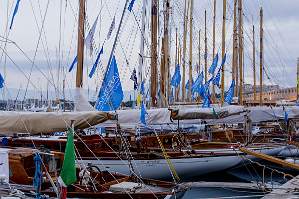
[0,111,112,135]
[208,106,299,124]
[170,105,245,120]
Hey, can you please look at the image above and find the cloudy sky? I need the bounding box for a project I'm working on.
[0,0,297,100]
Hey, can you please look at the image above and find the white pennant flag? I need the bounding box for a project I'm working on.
[85,16,98,55]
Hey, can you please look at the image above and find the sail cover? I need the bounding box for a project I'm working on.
[0,111,113,135]
[170,105,299,124]
[170,105,245,120]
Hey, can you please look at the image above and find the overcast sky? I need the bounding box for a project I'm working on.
[0,0,297,100]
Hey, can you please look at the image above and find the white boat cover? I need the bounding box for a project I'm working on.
[0,111,113,135]
[170,105,245,120]
[170,105,299,124]
[208,106,299,124]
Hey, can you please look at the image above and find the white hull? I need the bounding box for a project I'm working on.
[78,155,241,179]
[77,146,286,180]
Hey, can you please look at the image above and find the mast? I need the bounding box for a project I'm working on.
[232,0,238,96]
[151,0,158,107]
[164,0,170,104]
[175,29,178,102]
[220,0,227,105]
[259,7,263,106]
[211,0,216,102]
[198,30,201,74]
[138,0,147,87]
[182,0,189,101]
[297,58,299,102]
[238,0,243,105]
[76,0,85,88]
[204,10,207,83]
[253,25,257,101]
[175,29,178,66]
[188,0,193,100]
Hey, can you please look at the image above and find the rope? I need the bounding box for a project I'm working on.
[153,130,180,183]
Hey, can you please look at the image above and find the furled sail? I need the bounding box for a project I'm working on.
[0,111,113,135]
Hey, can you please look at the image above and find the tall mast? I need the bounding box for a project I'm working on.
[160,37,166,107]
[188,0,193,100]
[76,0,85,88]
[259,7,263,106]
[164,0,170,104]
[297,58,299,102]
[176,44,181,101]
[253,25,257,101]
[182,0,189,101]
[211,0,216,102]
[232,0,238,96]
[151,0,158,107]
[175,29,178,102]
[138,0,147,87]
[198,30,201,74]
[204,10,207,83]
[175,29,178,65]
[238,0,243,105]
[220,0,227,105]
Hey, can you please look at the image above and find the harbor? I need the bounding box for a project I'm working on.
[0,0,298,198]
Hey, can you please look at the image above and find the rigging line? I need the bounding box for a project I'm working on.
[0,38,61,93]
[58,0,63,96]
[0,45,39,90]
[56,109,161,198]
[23,0,51,102]
[0,1,14,69]
[31,1,57,93]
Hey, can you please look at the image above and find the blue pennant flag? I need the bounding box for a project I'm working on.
[220,53,227,67]
[192,71,204,93]
[140,101,148,125]
[128,0,136,12]
[9,0,21,30]
[284,109,288,123]
[68,56,78,72]
[96,55,124,111]
[213,67,221,87]
[200,77,213,98]
[225,80,235,104]
[0,73,5,88]
[208,53,219,74]
[185,79,193,90]
[140,81,145,95]
[89,46,104,78]
[202,90,211,108]
[171,64,181,88]
[130,68,138,90]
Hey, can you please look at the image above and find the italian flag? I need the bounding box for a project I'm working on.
[58,128,77,199]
